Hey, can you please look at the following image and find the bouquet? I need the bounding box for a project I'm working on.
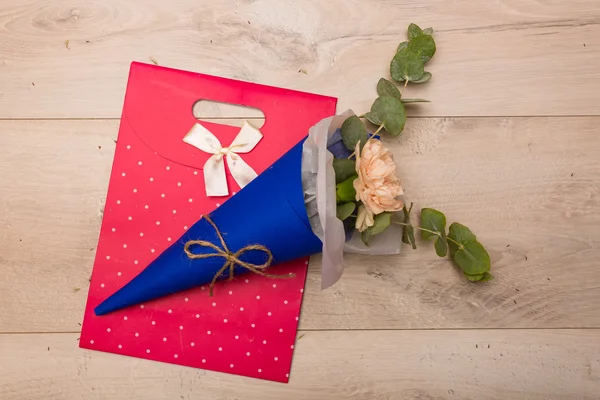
[95,23,492,316]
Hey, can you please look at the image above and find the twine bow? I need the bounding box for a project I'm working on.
[183,121,263,197]
[184,215,294,296]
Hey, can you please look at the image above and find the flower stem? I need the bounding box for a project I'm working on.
[401,79,409,95]
[393,221,434,234]
[446,236,462,247]
[373,124,385,136]
[393,222,463,248]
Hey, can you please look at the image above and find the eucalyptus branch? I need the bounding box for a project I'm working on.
[444,236,462,248]
[335,22,493,283]
[394,222,434,236]
[393,221,463,248]
[401,79,409,95]
[372,124,385,136]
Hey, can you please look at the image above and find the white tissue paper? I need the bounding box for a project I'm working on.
[302,110,403,289]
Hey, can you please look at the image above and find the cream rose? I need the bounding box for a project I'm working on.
[353,139,404,225]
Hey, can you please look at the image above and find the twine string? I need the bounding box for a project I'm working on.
[184,215,294,296]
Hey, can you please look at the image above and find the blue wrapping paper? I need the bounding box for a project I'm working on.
[95,139,323,316]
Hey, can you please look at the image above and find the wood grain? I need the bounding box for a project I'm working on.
[2,0,599,395]
[0,0,599,118]
[1,330,599,400]
[2,117,599,333]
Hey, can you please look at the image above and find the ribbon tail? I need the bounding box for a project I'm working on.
[226,153,258,190]
[204,154,229,197]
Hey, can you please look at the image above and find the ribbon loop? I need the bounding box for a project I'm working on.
[183,121,263,196]
[184,215,293,296]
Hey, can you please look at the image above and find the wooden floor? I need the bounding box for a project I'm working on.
[1,1,600,399]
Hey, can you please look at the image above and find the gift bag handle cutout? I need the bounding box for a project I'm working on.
[193,100,265,128]
[122,62,335,178]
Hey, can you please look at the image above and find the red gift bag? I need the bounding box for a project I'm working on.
[80,62,337,382]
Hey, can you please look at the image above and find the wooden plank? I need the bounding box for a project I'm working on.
[1,330,599,399]
[0,0,599,118]
[1,117,600,333]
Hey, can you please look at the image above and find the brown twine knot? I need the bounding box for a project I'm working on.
[184,215,294,296]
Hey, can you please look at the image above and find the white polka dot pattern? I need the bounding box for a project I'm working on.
[79,118,309,384]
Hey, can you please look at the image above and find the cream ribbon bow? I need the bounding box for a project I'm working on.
[183,121,263,197]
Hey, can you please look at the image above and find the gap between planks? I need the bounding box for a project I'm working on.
[3,327,600,335]
[2,115,600,121]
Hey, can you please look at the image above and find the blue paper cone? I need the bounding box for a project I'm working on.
[95,140,322,316]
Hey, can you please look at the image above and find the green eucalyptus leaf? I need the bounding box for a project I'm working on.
[332,158,357,184]
[407,35,436,63]
[453,240,491,276]
[364,112,378,126]
[464,272,494,282]
[401,98,430,104]
[390,50,425,82]
[340,115,367,151]
[401,203,417,249]
[407,23,423,39]
[434,236,448,257]
[411,71,432,84]
[465,273,484,282]
[402,224,416,249]
[368,96,407,136]
[365,106,382,126]
[336,175,357,204]
[377,78,401,99]
[479,272,494,282]
[383,113,406,136]
[420,208,447,240]
[423,27,434,36]
[361,212,392,246]
[397,41,409,53]
[336,202,356,221]
[448,222,477,257]
[420,208,448,257]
